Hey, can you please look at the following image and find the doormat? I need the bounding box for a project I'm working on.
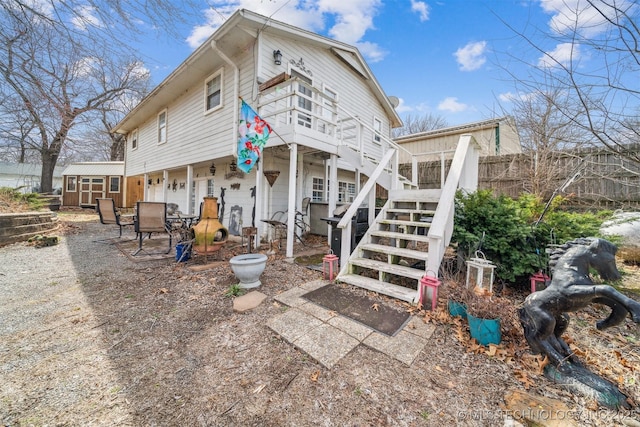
[115,237,175,262]
[302,284,411,337]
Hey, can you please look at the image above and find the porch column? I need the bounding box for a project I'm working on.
[162,170,169,201]
[186,165,194,214]
[328,153,338,242]
[286,143,298,258]
[143,173,149,201]
[255,158,263,250]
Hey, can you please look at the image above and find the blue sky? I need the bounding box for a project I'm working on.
[133,0,630,127]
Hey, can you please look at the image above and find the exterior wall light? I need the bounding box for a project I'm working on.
[273,50,282,65]
[209,162,216,176]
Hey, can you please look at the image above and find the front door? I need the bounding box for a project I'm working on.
[80,177,105,206]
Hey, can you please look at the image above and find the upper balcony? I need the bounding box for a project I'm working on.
[257,75,384,160]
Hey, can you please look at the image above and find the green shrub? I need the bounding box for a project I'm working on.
[452,190,613,286]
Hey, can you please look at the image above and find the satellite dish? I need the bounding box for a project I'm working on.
[388,96,400,108]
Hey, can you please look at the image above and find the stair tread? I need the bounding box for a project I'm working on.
[378,219,432,227]
[387,208,436,215]
[337,274,418,303]
[359,243,429,260]
[370,230,431,243]
[349,258,425,279]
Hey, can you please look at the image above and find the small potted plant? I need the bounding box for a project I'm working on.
[444,280,468,318]
[464,287,504,346]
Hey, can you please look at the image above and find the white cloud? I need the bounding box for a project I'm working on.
[437,97,468,113]
[538,42,580,68]
[539,0,635,38]
[410,0,430,21]
[394,97,412,113]
[71,6,103,30]
[498,91,537,103]
[187,1,385,62]
[454,41,487,71]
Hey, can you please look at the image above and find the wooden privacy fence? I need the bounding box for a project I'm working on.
[398,144,640,209]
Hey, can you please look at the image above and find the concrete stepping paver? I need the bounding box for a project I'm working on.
[363,329,430,366]
[270,280,435,368]
[267,307,323,343]
[233,291,267,313]
[274,287,309,307]
[327,315,374,342]
[293,324,360,368]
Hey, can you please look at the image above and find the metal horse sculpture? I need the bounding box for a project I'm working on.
[519,237,640,408]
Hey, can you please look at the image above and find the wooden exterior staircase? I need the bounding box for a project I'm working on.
[335,134,481,303]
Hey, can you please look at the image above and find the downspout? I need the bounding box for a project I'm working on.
[210,40,239,157]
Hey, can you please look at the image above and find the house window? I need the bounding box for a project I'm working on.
[373,117,382,144]
[110,176,121,193]
[66,176,77,192]
[158,109,167,144]
[319,85,337,134]
[131,129,138,150]
[207,179,215,197]
[290,68,313,129]
[338,181,356,202]
[312,177,324,202]
[205,71,223,112]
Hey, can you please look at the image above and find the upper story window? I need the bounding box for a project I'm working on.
[373,117,382,144]
[290,68,313,128]
[158,109,167,144]
[130,128,138,150]
[205,70,223,112]
[319,85,338,134]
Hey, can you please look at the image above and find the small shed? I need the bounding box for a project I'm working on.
[0,162,64,193]
[61,162,126,208]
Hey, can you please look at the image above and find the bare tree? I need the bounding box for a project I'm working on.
[0,0,196,192]
[393,113,449,138]
[499,86,591,197]
[499,0,640,163]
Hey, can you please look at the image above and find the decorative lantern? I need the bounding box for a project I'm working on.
[530,271,550,293]
[419,271,441,311]
[465,251,496,295]
[322,251,339,283]
[209,162,216,176]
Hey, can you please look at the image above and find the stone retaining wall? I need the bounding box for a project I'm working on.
[0,212,59,247]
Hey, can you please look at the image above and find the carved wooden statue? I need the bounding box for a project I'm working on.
[519,237,640,409]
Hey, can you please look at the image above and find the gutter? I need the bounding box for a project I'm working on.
[211,40,239,158]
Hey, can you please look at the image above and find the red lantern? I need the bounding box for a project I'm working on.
[419,272,441,311]
[322,252,339,283]
[530,271,550,293]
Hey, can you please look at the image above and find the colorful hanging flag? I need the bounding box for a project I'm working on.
[237,100,272,173]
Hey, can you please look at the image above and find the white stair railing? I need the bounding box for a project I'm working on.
[426,134,480,275]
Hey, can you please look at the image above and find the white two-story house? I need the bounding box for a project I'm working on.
[113,8,481,303]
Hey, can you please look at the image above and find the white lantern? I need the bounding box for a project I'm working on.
[465,251,496,295]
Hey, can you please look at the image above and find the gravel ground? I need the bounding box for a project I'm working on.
[1,211,639,426]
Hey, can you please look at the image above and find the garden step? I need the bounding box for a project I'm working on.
[337,274,418,303]
[349,258,425,280]
[358,243,429,261]
[369,230,431,243]
[378,219,432,228]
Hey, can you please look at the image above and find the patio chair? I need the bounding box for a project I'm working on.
[95,198,135,241]
[261,210,305,244]
[133,201,172,256]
